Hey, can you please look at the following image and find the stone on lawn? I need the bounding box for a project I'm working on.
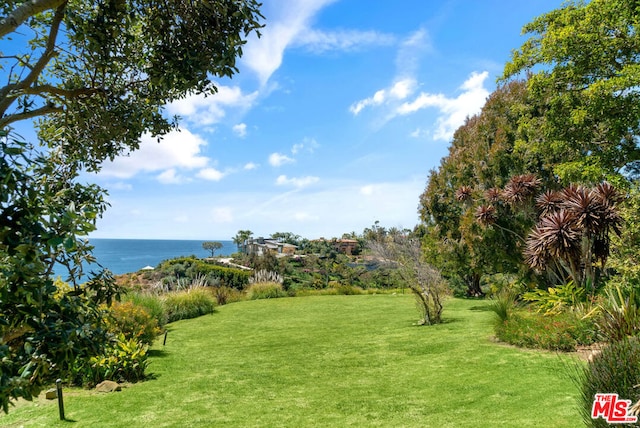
[45,389,57,400]
[96,380,121,393]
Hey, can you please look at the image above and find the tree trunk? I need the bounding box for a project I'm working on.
[466,273,484,297]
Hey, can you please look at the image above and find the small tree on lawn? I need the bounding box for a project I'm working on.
[203,241,223,258]
[368,229,449,325]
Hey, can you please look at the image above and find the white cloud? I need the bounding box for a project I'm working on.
[350,78,416,115]
[294,29,396,53]
[241,0,392,86]
[269,152,295,167]
[291,137,319,154]
[276,175,320,188]
[242,0,335,85]
[397,71,490,141]
[166,85,258,126]
[100,129,209,179]
[233,123,248,137]
[244,162,259,170]
[157,168,188,184]
[197,167,226,181]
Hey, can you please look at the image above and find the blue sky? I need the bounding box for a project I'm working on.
[83,1,560,240]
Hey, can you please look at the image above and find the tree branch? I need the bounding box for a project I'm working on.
[0,0,66,39]
[0,104,64,128]
[0,2,66,118]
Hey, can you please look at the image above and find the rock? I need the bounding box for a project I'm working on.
[95,380,121,393]
[45,389,57,400]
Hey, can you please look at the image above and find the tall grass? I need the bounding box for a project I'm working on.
[162,288,216,322]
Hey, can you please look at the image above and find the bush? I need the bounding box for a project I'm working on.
[246,282,288,300]
[576,337,640,427]
[596,284,640,343]
[124,292,168,328]
[78,334,149,387]
[331,283,363,295]
[162,288,216,323]
[159,257,251,289]
[495,308,598,351]
[106,301,161,345]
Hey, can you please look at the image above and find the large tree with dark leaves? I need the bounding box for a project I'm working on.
[419,79,556,296]
[0,0,263,411]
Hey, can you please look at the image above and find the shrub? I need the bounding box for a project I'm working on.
[162,288,216,323]
[495,308,598,351]
[576,337,640,427]
[596,284,640,343]
[523,281,586,315]
[246,282,288,300]
[331,283,363,295]
[78,334,149,387]
[106,301,161,345]
[123,292,168,328]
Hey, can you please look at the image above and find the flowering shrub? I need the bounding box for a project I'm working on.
[107,301,161,345]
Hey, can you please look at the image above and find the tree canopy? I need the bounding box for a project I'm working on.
[502,0,640,184]
[0,0,263,411]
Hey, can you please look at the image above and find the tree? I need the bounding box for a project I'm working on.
[0,0,263,411]
[502,0,640,185]
[419,80,551,296]
[202,241,223,258]
[368,228,448,325]
[232,230,253,252]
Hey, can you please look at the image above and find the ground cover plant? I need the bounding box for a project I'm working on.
[1,296,584,427]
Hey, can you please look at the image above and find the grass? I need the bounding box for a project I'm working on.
[1,296,584,427]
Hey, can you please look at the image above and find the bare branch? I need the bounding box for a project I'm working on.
[0,0,66,38]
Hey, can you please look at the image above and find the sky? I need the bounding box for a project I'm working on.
[20,0,565,241]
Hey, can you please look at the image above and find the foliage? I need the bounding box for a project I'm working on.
[368,229,449,325]
[523,281,587,315]
[0,138,119,409]
[494,308,598,351]
[162,289,216,323]
[123,292,168,328]
[246,282,288,300]
[503,0,640,184]
[596,284,640,343]
[608,184,640,287]
[77,334,149,387]
[419,80,548,297]
[106,301,161,346]
[575,337,640,427]
[202,241,223,257]
[0,0,263,411]
[158,257,251,289]
[523,183,623,291]
[232,230,253,251]
[249,270,284,285]
[488,288,519,324]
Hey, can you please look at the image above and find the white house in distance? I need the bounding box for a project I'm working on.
[242,237,297,256]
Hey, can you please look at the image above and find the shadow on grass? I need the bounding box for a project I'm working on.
[148,349,169,358]
[468,304,492,312]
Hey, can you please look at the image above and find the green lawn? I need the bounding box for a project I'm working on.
[1,295,584,427]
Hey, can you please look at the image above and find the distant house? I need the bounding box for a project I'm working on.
[312,237,359,255]
[243,237,297,256]
[333,239,358,255]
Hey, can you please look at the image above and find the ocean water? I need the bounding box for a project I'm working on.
[61,239,237,276]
